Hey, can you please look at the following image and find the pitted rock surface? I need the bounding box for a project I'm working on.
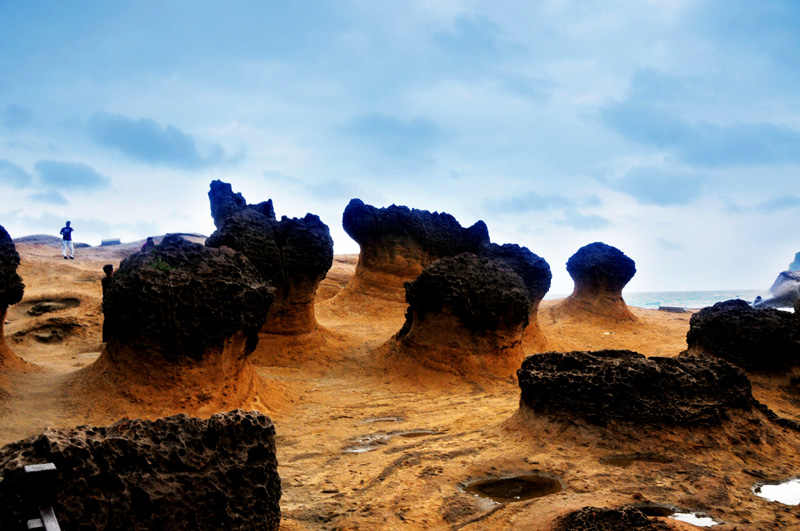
[554,506,669,531]
[566,242,636,294]
[0,410,281,531]
[208,179,275,229]
[518,350,753,425]
[104,234,274,361]
[403,253,531,332]
[342,199,490,268]
[482,243,551,306]
[685,299,800,372]
[0,224,24,310]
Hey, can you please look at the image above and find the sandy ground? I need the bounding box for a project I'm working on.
[2,241,800,530]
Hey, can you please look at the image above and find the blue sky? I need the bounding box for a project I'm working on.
[1,0,799,293]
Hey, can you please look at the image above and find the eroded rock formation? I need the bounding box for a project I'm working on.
[685,299,800,372]
[790,252,800,271]
[390,253,531,377]
[554,506,669,531]
[91,234,274,408]
[206,182,334,342]
[0,224,25,366]
[0,410,281,531]
[517,350,753,425]
[340,199,490,302]
[753,270,800,310]
[484,243,551,349]
[552,242,637,322]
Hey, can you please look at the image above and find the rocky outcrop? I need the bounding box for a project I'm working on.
[753,271,800,310]
[340,199,490,302]
[685,299,800,372]
[92,235,274,407]
[0,410,281,531]
[554,506,669,531]
[483,243,551,349]
[389,253,531,377]
[208,179,275,229]
[517,350,753,425]
[790,252,800,271]
[206,182,334,344]
[551,242,637,322]
[0,224,25,366]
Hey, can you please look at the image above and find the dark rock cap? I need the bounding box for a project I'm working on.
[554,506,669,531]
[209,179,275,229]
[518,350,753,425]
[483,243,551,304]
[686,299,800,372]
[566,242,636,291]
[0,410,281,531]
[104,234,274,361]
[0,224,24,308]
[404,253,531,331]
[342,198,490,258]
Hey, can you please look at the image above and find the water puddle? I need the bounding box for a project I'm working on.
[464,474,562,503]
[600,453,673,467]
[362,416,404,424]
[342,429,437,453]
[636,504,718,527]
[754,478,800,505]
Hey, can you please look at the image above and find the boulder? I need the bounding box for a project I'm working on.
[91,234,274,408]
[483,243,551,349]
[206,182,334,341]
[340,199,490,302]
[685,299,800,372]
[554,506,669,531]
[517,350,753,425]
[0,410,281,531]
[552,242,637,322]
[0,224,25,366]
[753,271,800,309]
[390,253,531,377]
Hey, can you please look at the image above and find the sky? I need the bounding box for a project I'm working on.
[1,0,799,294]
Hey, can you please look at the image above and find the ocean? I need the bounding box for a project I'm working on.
[545,289,770,311]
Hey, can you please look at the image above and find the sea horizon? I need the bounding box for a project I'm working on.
[545,289,771,311]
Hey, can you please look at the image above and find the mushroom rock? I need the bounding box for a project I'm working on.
[685,299,800,373]
[482,243,551,350]
[206,182,335,366]
[208,179,275,229]
[85,234,275,411]
[0,410,281,531]
[340,198,490,303]
[387,253,531,378]
[753,270,800,310]
[517,350,753,425]
[551,242,637,322]
[554,506,669,531]
[0,224,26,369]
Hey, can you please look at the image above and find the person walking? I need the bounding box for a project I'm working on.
[60,221,74,259]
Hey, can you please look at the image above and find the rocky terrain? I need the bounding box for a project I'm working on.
[0,237,799,530]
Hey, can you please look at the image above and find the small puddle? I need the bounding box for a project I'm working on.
[636,504,718,527]
[754,478,800,505]
[362,416,404,424]
[342,433,392,453]
[396,429,437,438]
[464,474,562,503]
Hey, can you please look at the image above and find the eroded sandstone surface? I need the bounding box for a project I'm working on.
[340,199,490,302]
[551,242,637,322]
[388,253,530,378]
[553,506,669,531]
[517,350,754,425]
[0,410,281,531]
[685,299,800,372]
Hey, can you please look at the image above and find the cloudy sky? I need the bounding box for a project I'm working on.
[1,1,799,293]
